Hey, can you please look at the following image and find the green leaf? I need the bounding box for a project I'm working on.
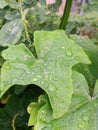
[4,10,20,21]
[27,102,42,126]
[27,95,47,126]
[1,30,90,118]
[0,0,8,9]
[34,71,98,130]
[5,0,19,9]
[0,19,23,46]
[71,35,98,87]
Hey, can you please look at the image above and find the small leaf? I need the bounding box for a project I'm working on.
[5,0,19,9]
[0,19,23,46]
[27,102,42,126]
[0,0,8,9]
[1,30,90,118]
[27,95,47,126]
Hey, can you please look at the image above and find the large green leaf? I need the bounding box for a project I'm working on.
[0,19,23,46]
[34,71,98,130]
[0,30,90,118]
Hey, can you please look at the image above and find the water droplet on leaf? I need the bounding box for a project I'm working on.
[32,78,37,81]
[83,116,89,121]
[49,84,56,92]
[5,65,10,69]
[11,75,14,78]
[78,123,84,128]
[37,75,42,79]
[41,110,45,114]
[61,46,65,49]
[53,76,58,81]
[66,48,72,57]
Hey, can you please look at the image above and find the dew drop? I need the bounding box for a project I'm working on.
[8,28,11,32]
[41,110,45,114]
[66,48,72,57]
[44,63,47,66]
[32,78,37,81]
[24,55,30,60]
[12,79,17,83]
[27,71,31,74]
[11,75,14,78]
[53,76,58,81]
[31,72,34,75]
[48,84,56,92]
[78,123,84,128]
[48,66,52,70]
[57,55,60,58]
[83,116,89,121]
[61,46,65,49]
[5,65,10,69]
[37,75,42,79]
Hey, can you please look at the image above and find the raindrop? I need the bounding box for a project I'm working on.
[49,77,52,80]
[61,46,65,49]
[48,84,56,92]
[32,78,37,82]
[12,79,17,83]
[57,55,60,58]
[44,63,47,66]
[23,55,30,60]
[10,75,14,78]
[41,110,45,114]
[66,48,72,57]
[78,123,84,128]
[53,76,58,81]
[5,65,10,69]
[48,66,52,70]
[31,72,34,75]
[83,116,89,121]
[27,71,31,74]
[8,28,11,32]
[36,75,42,79]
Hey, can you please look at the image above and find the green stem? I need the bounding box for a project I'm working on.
[59,0,73,30]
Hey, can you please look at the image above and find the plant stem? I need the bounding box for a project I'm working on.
[18,0,23,19]
[59,0,73,30]
[18,0,31,45]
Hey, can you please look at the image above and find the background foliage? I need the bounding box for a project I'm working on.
[0,0,98,130]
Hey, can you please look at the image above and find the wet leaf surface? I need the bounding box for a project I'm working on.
[1,30,90,118]
[34,71,98,130]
